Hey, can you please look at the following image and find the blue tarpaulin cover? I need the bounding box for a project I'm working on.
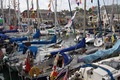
[60,52,72,65]
[10,37,27,42]
[33,29,40,39]
[78,39,120,63]
[1,30,19,33]
[28,46,38,58]
[30,35,57,44]
[0,34,9,39]
[50,38,85,55]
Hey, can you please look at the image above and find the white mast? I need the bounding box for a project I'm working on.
[17,0,21,26]
[54,0,57,29]
[83,0,86,37]
[110,0,114,31]
[26,0,30,26]
[36,0,40,29]
[8,0,11,25]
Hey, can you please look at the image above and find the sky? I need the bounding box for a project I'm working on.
[3,0,120,12]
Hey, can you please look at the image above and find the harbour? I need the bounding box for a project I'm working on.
[0,0,120,80]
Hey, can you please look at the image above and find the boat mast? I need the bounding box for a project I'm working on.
[26,0,30,27]
[54,0,57,29]
[83,0,86,38]
[8,0,11,25]
[36,0,40,29]
[110,0,114,32]
[103,0,110,25]
[13,0,17,27]
[97,0,102,36]
[17,0,21,27]
[1,0,5,27]
[68,0,76,35]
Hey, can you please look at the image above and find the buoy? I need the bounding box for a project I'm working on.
[29,66,40,78]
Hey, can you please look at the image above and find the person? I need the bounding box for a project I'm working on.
[56,56,64,68]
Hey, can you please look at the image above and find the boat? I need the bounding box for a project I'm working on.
[9,29,40,43]
[0,29,19,34]
[50,38,86,55]
[4,45,73,80]
[74,32,95,44]
[0,36,85,80]
[69,55,120,80]
[78,39,120,63]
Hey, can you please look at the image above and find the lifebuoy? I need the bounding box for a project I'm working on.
[29,66,40,78]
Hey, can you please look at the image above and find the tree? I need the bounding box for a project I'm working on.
[88,8,92,14]
[79,8,84,12]
[75,7,79,11]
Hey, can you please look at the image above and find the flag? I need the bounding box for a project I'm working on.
[76,0,79,6]
[76,0,82,6]
[47,0,52,17]
[111,34,115,43]
[63,70,68,80]
[30,0,33,10]
[91,0,93,3]
[48,3,51,11]
[50,53,59,80]
[25,57,31,73]
[112,26,115,33]
[48,0,52,11]
[93,25,96,35]
[71,11,77,20]
[76,0,81,6]
[64,11,77,28]
[80,0,82,4]
[92,6,94,11]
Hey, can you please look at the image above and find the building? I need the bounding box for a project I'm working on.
[21,9,54,24]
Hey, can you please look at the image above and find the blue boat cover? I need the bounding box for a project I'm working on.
[18,43,24,51]
[2,30,18,33]
[28,46,38,58]
[61,52,72,66]
[30,35,57,44]
[0,34,9,39]
[78,39,120,63]
[33,29,40,39]
[10,37,27,42]
[50,38,86,55]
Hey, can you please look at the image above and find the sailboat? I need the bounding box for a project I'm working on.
[93,0,104,47]
[69,55,120,80]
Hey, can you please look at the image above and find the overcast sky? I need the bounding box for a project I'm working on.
[3,0,120,12]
